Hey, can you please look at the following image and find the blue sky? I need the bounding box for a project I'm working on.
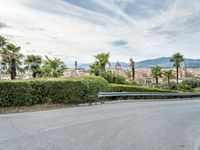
[0,0,200,63]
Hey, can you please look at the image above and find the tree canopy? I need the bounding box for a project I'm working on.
[41,56,66,78]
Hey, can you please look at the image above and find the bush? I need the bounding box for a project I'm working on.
[0,80,46,107]
[180,78,200,89]
[178,84,193,92]
[154,80,196,92]
[101,71,126,84]
[0,76,109,107]
[109,84,173,92]
[156,82,178,90]
[80,76,109,102]
[125,80,138,85]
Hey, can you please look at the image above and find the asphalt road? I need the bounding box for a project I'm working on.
[1,99,200,150]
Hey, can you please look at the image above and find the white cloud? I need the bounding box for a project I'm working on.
[0,0,199,64]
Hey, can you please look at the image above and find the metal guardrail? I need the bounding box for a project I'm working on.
[98,92,200,98]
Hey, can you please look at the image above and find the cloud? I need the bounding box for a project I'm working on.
[111,40,128,47]
[0,22,8,29]
[0,0,199,64]
[26,27,46,31]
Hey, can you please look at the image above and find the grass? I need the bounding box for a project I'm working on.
[109,84,174,92]
[194,88,200,92]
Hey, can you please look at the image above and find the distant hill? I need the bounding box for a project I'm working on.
[75,57,200,69]
[136,57,172,68]
[136,57,200,68]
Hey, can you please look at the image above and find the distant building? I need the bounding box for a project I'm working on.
[64,68,90,77]
[115,61,122,71]
[75,61,78,70]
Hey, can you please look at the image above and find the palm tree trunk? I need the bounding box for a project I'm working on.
[131,65,135,80]
[32,72,37,78]
[10,59,16,80]
[156,77,159,85]
[168,78,170,87]
[176,65,179,84]
[0,57,1,80]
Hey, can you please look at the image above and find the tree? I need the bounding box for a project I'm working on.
[170,53,184,84]
[0,43,23,80]
[0,36,7,79]
[90,61,101,76]
[163,70,174,87]
[94,52,110,72]
[42,56,66,78]
[151,66,162,85]
[130,58,135,80]
[90,52,110,76]
[0,36,7,48]
[24,55,42,78]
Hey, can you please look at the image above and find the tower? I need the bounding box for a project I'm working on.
[115,61,121,71]
[75,61,78,70]
[130,58,135,80]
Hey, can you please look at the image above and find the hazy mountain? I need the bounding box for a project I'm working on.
[72,57,200,69]
[136,57,200,68]
[136,57,172,68]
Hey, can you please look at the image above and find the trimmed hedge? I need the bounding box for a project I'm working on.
[109,84,173,92]
[0,76,109,107]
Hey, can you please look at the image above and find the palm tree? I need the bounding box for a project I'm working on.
[0,43,23,80]
[151,66,162,85]
[0,36,7,79]
[130,58,135,80]
[24,55,42,78]
[94,52,110,72]
[170,53,184,84]
[90,61,101,76]
[42,56,66,78]
[163,70,174,87]
[0,36,7,48]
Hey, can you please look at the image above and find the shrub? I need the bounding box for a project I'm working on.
[101,71,126,84]
[178,83,193,92]
[0,76,109,107]
[109,84,173,92]
[180,78,200,89]
[0,80,46,107]
[80,76,109,102]
[44,79,88,104]
[155,80,196,92]
[125,80,138,85]
[156,82,178,90]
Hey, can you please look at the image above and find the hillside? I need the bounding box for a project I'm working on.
[75,57,200,69]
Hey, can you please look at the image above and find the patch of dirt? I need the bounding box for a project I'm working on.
[0,103,74,114]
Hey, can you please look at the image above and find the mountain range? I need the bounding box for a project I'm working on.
[75,57,200,69]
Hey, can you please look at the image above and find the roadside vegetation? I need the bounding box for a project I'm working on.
[0,76,108,107]
[109,84,173,92]
[0,35,200,109]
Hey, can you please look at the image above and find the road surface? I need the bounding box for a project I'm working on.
[1,99,200,150]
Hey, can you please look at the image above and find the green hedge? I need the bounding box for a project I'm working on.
[0,76,108,107]
[109,84,173,92]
